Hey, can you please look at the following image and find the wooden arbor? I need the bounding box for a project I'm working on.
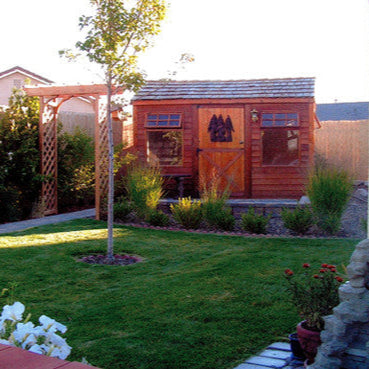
[25,84,122,219]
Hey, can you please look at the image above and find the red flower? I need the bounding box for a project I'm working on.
[330,268,337,273]
[321,263,328,268]
[303,263,310,268]
[320,268,326,273]
[284,269,294,276]
[313,274,320,279]
[327,265,336,270]
[335,276,343,283]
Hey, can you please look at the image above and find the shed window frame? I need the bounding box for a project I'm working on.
[145,112,184,167]
[260,111,300,167]
[261,112,299,128]
[145,113,182,128]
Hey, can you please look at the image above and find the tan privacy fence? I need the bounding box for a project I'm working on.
[58,112,133,147]
[315,120,368,181]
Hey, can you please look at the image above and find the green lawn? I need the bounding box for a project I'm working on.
[0,219,358,369]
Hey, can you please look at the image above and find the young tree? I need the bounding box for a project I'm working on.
[61,0,166,261]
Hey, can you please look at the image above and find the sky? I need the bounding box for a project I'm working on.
[0,0,368,103]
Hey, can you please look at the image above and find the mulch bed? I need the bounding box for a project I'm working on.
[79,254,142,266]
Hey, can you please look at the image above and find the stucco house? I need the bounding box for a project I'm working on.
[0,66,94,113]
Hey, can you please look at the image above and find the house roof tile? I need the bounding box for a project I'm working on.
[316,102,369,121]
[132,77,315,101]
[0,66,54,84]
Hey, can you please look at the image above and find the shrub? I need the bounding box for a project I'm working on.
[281,206,314,235]
[125,164,164,219]
[200,179,234,231]
[206,209,235,231]
[57,126,95,211]
[241,207,270,234]
[146,209,170,227]
[306,164,352,234]
[113,197,132,221]
[0,88,41,221]
[170,197,202,229]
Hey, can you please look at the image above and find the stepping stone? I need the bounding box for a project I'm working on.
[268,342,291,351]
[260,349,291,360]
[245,355,286,368]
[233,363,274,369]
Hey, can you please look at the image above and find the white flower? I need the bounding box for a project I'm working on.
[1,302,25,322]
[48,342,72,360]
[12,322,37,349]
[0,302,72,360]
[28,344,44,355]
[39,315,67,334]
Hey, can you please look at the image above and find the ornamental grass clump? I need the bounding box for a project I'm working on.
[284,263,344,331]
[306,164,352,235]
[125,165,164,219]
[170,197,202,229]
[200,180,234,231]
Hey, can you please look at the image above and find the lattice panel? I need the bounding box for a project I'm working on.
[41,99,58,215]
[95,96,109,218]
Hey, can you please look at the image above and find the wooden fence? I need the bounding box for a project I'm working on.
[58,112,133,148]
[315,120,368,181]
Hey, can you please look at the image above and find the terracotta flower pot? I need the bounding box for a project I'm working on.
[296,321,321,364]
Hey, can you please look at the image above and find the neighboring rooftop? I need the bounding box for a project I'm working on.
[132,77,315,101]
[316,102,369,121]
[0,65,54,84]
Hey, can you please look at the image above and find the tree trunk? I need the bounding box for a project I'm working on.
[107,73,114,261]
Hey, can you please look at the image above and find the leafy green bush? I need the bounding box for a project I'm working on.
[200,180,234,231]
[281,206,314,235]
[241,207,270,234]
[0,88,41,221]
[57,126,95,211]
[125,164,164,219]
[206,209,235,231]
[170,197,202,229]
[146,209,170,227]
[113,197,132,221]
[306,165,352,234]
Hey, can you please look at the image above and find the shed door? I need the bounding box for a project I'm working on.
[198,107,245,196]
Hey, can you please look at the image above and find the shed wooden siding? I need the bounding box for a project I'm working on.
[134,103,196,176]
[250,102,315,198]
[132,78,315,199]
[133,99,314,199]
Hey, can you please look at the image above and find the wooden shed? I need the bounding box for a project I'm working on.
[131,77,316,199]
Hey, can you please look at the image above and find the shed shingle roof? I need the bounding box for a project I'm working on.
[132,77,315,101]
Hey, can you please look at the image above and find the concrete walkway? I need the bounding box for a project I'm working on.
[0,208,95,234]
